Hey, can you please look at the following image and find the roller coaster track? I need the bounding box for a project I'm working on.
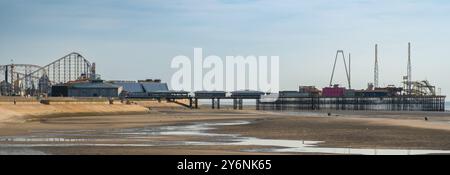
[0,52,94,95]
[420,80,436,96]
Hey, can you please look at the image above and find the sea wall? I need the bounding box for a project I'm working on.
[0,104,150,123]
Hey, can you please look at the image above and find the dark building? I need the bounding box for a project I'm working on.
[231,90,265,99]
[279,91,310,98]
[68,80,119,97]
[51,84,68,97]
[51,80,119,97]
[354,90,389,97]
[110,80,169,98]
[194,91,226,98]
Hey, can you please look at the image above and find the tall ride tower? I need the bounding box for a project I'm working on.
[329,50,351,89]
[374,44,379,88]
[407,42,412,95]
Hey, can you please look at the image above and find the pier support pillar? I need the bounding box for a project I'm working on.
[195,98,198,109]
[256,99,260,110]
[239,99,243,110]
[217,98,220,109]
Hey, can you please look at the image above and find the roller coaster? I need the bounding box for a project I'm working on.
[0,52,95,96]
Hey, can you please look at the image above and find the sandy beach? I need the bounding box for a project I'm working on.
[1,103,450,155]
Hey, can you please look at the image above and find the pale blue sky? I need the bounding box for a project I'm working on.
[1,0,449,95]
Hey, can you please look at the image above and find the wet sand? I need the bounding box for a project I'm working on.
[216,112,450,150]
[1,108,450,155]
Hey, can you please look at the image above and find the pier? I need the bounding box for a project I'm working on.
[143,90,446,112]
[257,96,446,112]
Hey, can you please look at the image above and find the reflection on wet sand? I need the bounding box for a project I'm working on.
[1,120,450,155]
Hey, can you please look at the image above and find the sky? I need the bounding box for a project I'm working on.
[0,0,449,95]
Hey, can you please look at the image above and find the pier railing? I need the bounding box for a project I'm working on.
[257,96,446,112]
